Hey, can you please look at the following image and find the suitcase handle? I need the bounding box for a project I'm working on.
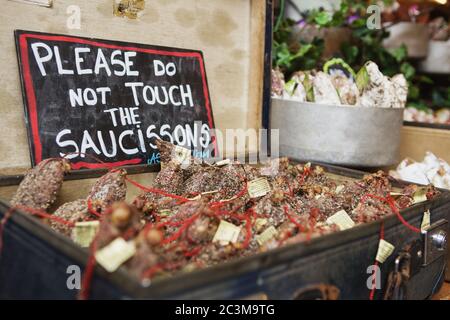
[292,284,340,300]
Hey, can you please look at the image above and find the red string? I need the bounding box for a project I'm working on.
[298,165,311,186]
[125,176,190,203]
[3,205,75,227]
[370,222,384,300]
[141,263,164,279]
[184,245,202,257]
[160,213,200,245]
[62,151,118,170]
[0,205,76,256]
[360,194,420,233]
[242,214,252,249]
[283,206,306,233]
[141,260,185,280]
[385,195,420,233]
[283,176,294,197]
[78,232,99,300]
[86,199,102,218]
[209,173,248,208]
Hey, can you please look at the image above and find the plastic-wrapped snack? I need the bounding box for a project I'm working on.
[88,169,127,213]
[312,72,341,105]
[10,158,71,211]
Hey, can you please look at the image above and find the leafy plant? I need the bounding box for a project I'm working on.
[272,18,324,77]
[272,0,450,110]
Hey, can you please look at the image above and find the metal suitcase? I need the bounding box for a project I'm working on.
[0,0,448,300]
[0,163,448,299]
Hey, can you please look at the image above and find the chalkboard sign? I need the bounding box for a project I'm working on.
[15,30,215,170]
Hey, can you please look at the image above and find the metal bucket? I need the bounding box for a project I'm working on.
[270,98,404,167]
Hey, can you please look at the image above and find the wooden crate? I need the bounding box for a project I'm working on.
[400,124,450,164]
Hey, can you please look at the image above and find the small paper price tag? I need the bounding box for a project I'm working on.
[158,209,172,217]
[413,188,427,204]
[213,220,241,245]
[335,185,345,194]
[256,226,278,246]
[389,192,405,197]
[173,146,191,165]
[254,218,268,232]
[375,239,395,263]
[326,210,355,230]
[248,178,271,198]
[215,159,231,167]
[71,221,99,248]
[421,210,431,231]
[95,238,136,273]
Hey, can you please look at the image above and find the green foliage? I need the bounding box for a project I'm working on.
[303,73,314,102]
[272,18,324,76]
[272,0,449,109]
[432,87,450,108]
[355,65,369,92]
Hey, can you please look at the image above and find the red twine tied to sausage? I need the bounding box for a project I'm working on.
[298,165,311,186]
[0,205,76,255]
[210,172,248,208]
[283,205,306,234]
[360,194,420,233]
[125,176,190,203]
[86,199,103,218]
[78,231,99,300]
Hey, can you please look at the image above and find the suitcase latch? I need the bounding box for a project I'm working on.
[422,219,448,266]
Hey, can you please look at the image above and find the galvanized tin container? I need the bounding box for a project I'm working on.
[270,98,404,167]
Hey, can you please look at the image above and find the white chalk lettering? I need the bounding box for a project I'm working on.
[56,129,79,158]
[31,42,53,76]
[54,46,74,75]
[118,130,138,155]
[74,47,92,75]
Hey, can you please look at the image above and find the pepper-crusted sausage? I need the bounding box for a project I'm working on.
[10,158,71,211]
[87,169,127,213]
